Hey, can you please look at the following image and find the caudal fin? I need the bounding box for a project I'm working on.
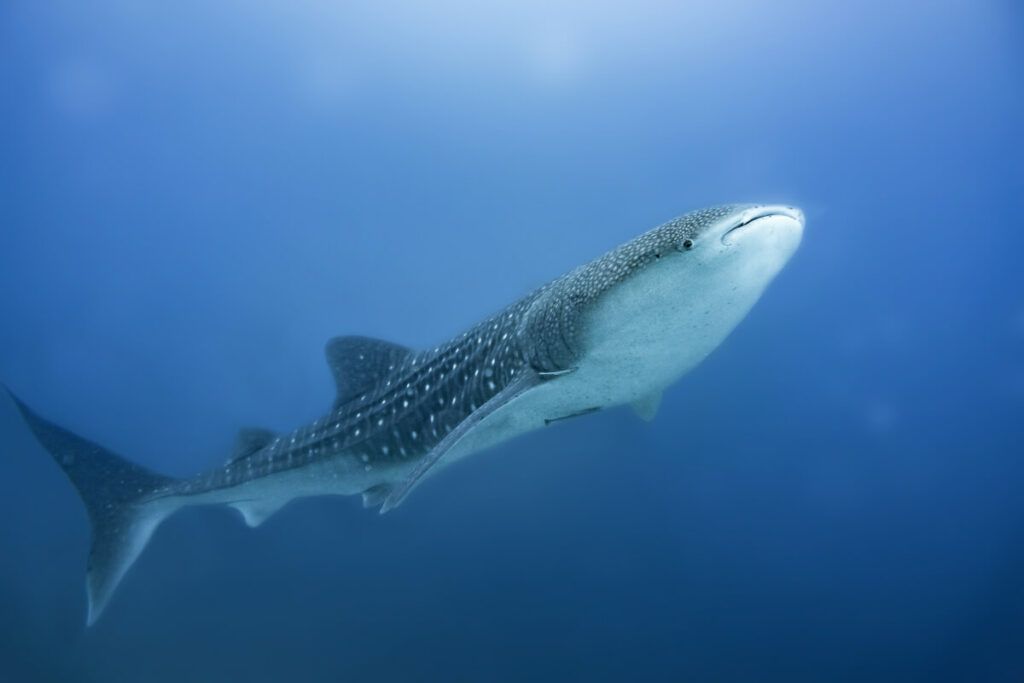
[4,387,176,625]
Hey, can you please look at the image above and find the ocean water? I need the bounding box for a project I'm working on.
[1,1,1022,681]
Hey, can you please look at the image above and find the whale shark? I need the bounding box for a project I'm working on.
[5,203,804,624]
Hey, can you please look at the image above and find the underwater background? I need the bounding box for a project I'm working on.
[1,1,1022,681]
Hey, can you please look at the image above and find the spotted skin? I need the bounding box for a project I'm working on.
[170,300,538,498]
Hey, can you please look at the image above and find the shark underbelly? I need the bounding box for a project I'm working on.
[439,256,771,467]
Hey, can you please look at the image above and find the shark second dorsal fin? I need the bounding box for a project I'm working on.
[325,335,414,408]
[230,428,277,462]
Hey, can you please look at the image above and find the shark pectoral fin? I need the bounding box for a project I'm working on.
[631,391,662,422]
[361,484,392,509]
[325,336,414,409]
[380,370,542,514]
[229,428,277,463]
[230,499,289,528]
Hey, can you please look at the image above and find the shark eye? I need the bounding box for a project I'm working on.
[682,239,694,250]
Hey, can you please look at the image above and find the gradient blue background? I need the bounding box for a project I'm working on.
[1,1,1022,681]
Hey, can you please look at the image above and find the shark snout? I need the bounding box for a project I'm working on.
[721,205,805,247]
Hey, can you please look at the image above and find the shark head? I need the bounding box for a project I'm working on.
[522,203,806,407]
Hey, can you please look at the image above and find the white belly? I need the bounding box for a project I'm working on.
[446,253,770,464]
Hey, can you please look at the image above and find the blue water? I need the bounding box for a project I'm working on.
[1,1,1022,681]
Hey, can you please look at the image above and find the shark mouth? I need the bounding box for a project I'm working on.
[721,206,804,245]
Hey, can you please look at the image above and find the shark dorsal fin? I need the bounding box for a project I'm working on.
[325,335,414,408]
[230,428,277,463]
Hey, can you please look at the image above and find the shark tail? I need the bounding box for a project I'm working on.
[5,387,177,625]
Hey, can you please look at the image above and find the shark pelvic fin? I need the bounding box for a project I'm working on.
[4,386,177,626]
[631,391,662,422]
[380,370,542,513]
[360,484,393,509]
[325,335,414,409]
[229,427,276,463]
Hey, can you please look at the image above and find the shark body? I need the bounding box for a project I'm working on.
[6,203,805,624]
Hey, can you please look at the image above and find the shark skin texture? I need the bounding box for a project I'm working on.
[5,203,805,624]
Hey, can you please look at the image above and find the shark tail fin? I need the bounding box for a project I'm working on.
[5,387,177,625]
